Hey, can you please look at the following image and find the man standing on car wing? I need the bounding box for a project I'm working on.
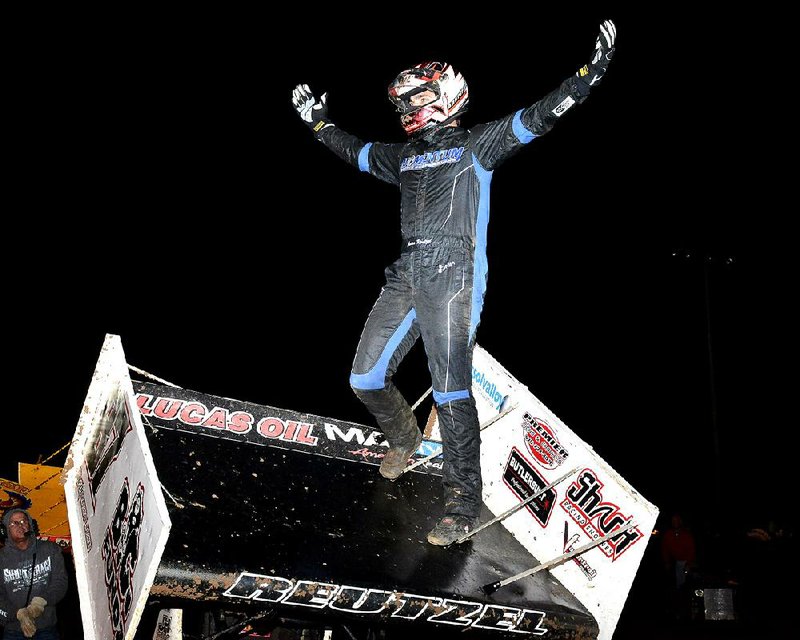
[292,20,617,546]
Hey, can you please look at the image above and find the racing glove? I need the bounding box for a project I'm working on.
[26,596,48,618]
[16,607,37,638]
[576,19,616,87]
[292,84,331,134]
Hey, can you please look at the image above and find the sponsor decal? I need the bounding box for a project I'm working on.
[137,393,318,446]
[324,423,382,448]
[77,476,92,551]
[418,440,443,459]
[225,572,547,635]
[521,413,569,470]
[502,448,555,527]
[560,469,643,561]
[102,478,145,640]
[400,146,466,172]
[552,96,575,116]
[446,84,468,111]
[134,384,443,476]
[472,367,509,411]
[137,395,317,445]
[563,522,597,580]
[87,387,135,509]
[348,441,444,471]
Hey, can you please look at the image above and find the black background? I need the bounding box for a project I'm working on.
[5,7,792,541]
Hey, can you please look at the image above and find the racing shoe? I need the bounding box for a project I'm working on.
[427,514,477,546]
[379,429,423,480]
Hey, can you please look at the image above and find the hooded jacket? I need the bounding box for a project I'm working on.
[0,508,68,633]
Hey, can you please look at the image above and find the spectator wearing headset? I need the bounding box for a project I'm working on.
[0,509,68,639]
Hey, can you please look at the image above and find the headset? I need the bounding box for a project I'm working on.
[0,511,40,542]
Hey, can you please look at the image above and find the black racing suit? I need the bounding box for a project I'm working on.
[313,74,594,519]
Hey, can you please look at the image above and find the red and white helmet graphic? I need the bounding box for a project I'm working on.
[388,61,469,136]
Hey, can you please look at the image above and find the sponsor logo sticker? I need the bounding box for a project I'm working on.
[560,468,643,561]
[502,448,555,527]
[522,413,569,470]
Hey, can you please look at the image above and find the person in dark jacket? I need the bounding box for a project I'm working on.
[0,509,68,639]
[292,20,616,546]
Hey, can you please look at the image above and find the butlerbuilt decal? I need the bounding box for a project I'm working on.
[503,447,555,527]
[224,572,547,635]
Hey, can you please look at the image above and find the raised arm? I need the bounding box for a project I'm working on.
[521,19,617,136]
[291,83,403,185]
[291,84,367,167]
[471,20,617,170]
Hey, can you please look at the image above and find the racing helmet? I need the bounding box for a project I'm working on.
[388,61,469,136]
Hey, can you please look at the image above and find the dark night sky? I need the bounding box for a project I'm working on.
[6,9,792,535]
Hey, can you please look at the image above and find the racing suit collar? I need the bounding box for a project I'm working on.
[417,123,463,144]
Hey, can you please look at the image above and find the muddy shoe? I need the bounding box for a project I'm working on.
[379,429,423,480]
[426,514,476,546]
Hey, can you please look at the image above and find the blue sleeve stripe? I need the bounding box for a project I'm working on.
[512,110,537,144]
[433,389,471,404]
[358,142,373,172]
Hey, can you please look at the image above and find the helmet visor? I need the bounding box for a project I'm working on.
[388,83,440,114]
